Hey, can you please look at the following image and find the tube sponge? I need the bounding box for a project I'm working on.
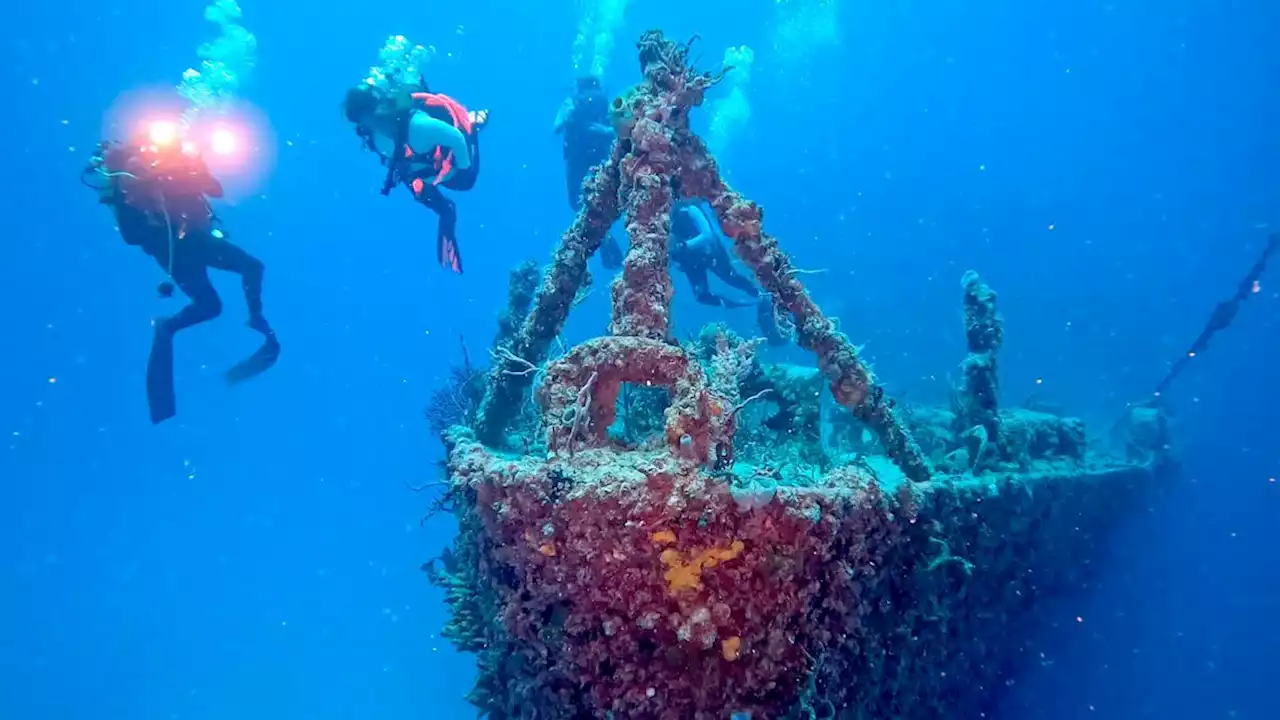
[706,45,755,155]
[177,0,257,119]
[571,0,630,78]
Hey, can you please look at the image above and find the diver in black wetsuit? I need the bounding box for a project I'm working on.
[83,129,279,424]
[671,200,791,345]
[555,76,623,270]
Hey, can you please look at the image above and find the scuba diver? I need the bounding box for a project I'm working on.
[344,81,487,274]
[1153,231,1278,396]
[1110,231,1277,440]
[670,199,791,345]
[82,123,280,424]
[554,76,623,270]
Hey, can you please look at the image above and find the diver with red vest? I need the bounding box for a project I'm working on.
[344,82,487,274]
[81,122,280,424]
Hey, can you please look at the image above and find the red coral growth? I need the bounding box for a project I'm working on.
[441,427,1166,718]
[537,336,732,465]
[607,31,720,339]
[446,437,902,719]
[611,117,676,339]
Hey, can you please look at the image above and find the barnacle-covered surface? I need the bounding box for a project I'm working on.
[421,30,1176,720]
[431,430,1167,719]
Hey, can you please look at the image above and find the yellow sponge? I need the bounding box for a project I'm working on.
[660,540,745,594]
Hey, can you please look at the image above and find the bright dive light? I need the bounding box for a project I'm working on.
[209,128,237,156]
[148,120,179,146]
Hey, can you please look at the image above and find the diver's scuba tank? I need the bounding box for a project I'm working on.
[80,138,193,300]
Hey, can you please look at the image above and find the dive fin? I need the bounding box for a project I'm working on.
[225,335,281,385]
[438,231,464,274]
[147,330,177,424]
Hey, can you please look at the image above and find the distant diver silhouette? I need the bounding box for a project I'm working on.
[1153,232,1278,397]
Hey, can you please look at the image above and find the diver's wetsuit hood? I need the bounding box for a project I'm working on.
[343,85,380,125]
[344,84,412,194]
[345,76,433,126]
[567,75,608,126]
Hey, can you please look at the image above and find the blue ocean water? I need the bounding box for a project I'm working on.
[2,0,1276,718]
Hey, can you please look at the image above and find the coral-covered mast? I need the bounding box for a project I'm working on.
[534,33,737,462]
[956,270,1004,448]
[678,158,932,482]
[476,30,931,483]
[654,37,931,482]
[607,77,676,338]
[473,147,624,446]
